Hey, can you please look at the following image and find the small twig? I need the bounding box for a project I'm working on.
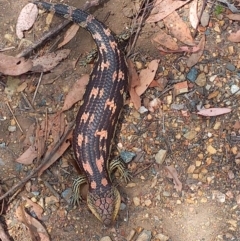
[0,122,74,201]
[32,72,43,104]
[133,162,154,177]
[20,92,34,110]
[43,181,60,200]
[6,102,23,133]
[17,20,71,58]
[0,47,15,52]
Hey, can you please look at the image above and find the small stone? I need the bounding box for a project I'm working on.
[155,233,169,241]
[8,125,17,132]
[192,174,199,179]
[201,11,210,27]
[195,72,206,87]
[207,145,217,154]
[231,146,238,155]
[230,85,240,95]
[155,149,167,165]
[100,236,112,241]
[45,195,59,206]
[136,230,152,241]
[176,200,181,204]
[175,133,181,139]
[226,63,235,72]
[196,160,201,167]
[126,182,136,187]
[214,24,221,32]
[144,199,152,207]
[200,197,208,203]
[166,95,172,105]
[139,106,148,114]
[162,191,171,197]
[187,67,198,82]
[126,229,136,241]
[213,121,221,130]
[133,197,140,206]
[173,81,188,95]
[187,165,195,174]
[135,61,143,69]
[207,90,219,99]
[212,190,225,203]
[228,46,234,54]
[183,130,197,140]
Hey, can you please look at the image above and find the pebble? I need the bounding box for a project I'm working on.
[230,84,240,95]
[8,125,17,132]
[162,191,171,197]
[183,130,197,140]
[126,229,136,241]
[226,63,235,72]
[187,165,195,174]
[136,230,152,241]
[213,121,221,130]
[207,145,217,154]
[212,190,225,203]
[200,11,210,27]
[195,72,206,87]
[100,236,112,241]
[187,67,198,82]
[144,199,152,207]
[120,151,136,163]
[155,233,169,241]
[155,149,167,165]
[133,197,140,206]
[61,188,72,203]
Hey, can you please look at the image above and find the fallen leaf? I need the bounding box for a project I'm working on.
[187,34,205,67]
[62,74,89,112]
[0,53,33,76]
[226,14,240,21]
[16,205,50,241]
[58,23,80,48]
[16,3,38,39]
[189,0,199,29]
[197,108,231,117]
[164,11,195,46]
[135,59,160,96]
[228,30,240,43]
[152,29,179,50]
[16,146,38,165]
[23,196,44,220]
[127,59,141,110]
[31,49,71,72]
[147,0,191,23]
[165,166,182,191]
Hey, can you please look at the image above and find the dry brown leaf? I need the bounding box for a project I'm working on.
[127,59,141,110]
[152,29,179,50]
[226,14,240,21]
[165,166,182,191]
[189,0,199,29]
[228,30,240,43]
[186,34,205,67]
[135,59,160,96]
[16,146,38,165]
[31,49,71,72]
[38,114,72,176]
[23,196,44,220]
[147,0,191,23]
[197,108,231,117]
[16,3,38,39]
[0,53,33,76]
[164,11,195,46]
[58,23,80,48]
[62,74,89,112]
[16,205,50,241]
[157,45,200,53]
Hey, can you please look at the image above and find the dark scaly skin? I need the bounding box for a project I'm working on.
[34,2,128,225]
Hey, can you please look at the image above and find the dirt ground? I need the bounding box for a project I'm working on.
[0,0,240,241]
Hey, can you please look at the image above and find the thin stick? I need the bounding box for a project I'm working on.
[20,92,34,110]
[0,122,74,201]
[6,102,23,133]
[32,72,43,104]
